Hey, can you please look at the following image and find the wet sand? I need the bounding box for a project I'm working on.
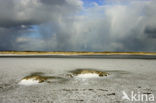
[0,56,156,103]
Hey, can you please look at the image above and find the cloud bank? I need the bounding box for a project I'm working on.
[0,0,156,51]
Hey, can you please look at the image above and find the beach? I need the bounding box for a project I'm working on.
[0,55,156,103]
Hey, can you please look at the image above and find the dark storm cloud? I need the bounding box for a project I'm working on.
[144,26,156,38]
[0,0,156,51]
[0,27,22,50]
[145,27,156,35]
[0,0,82,27]
[0,0,83,50]
[39,0,66,5]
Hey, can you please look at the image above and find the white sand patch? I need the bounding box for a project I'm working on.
[18,78,40,86]
[75,73,100,78]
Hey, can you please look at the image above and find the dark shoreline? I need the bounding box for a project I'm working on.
[0,55,156,59]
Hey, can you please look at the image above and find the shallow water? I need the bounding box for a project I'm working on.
[0,57,156,103]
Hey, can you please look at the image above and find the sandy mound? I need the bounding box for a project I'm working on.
[19,72,65,86]
[68,69,109,78]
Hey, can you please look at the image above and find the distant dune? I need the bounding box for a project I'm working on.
[0,51,156,55]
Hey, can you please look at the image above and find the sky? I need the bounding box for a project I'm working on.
[0,0,156,52]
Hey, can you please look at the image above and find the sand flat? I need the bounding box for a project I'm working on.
[0,56,156,103]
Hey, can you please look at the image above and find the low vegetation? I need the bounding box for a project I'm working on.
[0,51,156,55]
